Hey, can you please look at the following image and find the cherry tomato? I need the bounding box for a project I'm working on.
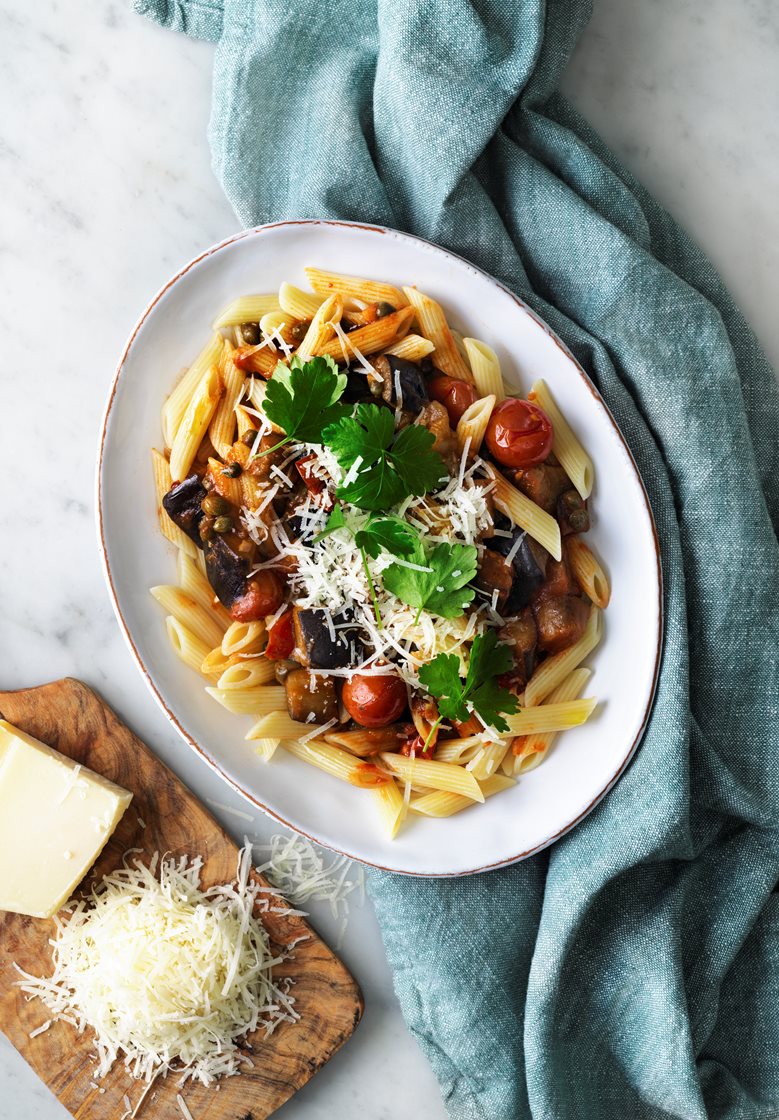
[341,674,408,728]
[264,608,294,660]
[485,398,553,469]
[428,375,478,427]
[230,570,284,621]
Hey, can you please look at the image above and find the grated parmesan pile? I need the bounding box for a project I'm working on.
[15,846,300,1087]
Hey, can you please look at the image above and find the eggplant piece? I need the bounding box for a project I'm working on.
[558,489,590,535]
[162,474,207,547]
[498,607,538,685]
[486,529,548,612]
[533,595,589,654]
[475,550,513,611]
[370,355,429,415]
[513,463,570,515]
[204,535,248,608]
[284,669,339,723]
[293,607,364,669]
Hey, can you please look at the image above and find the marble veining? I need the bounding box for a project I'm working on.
[1,0,778,1116]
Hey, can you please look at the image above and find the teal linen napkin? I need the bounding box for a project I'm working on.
[135,2,779,1116]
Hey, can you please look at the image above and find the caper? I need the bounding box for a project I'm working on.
[213,515,234,534]
[242,429,259,446]
[241,322,260,345]
[222,461,242,478]
[199,516,215,542]
[376,301,396,319]
[289,320,310,343]
[202,493,231,517]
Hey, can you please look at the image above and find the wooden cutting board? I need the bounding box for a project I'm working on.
[0,679,363,1119]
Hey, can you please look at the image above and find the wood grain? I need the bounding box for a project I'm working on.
[0,678,363,1119]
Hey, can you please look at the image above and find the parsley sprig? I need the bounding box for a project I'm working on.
[418,630,520,748]
[381,537,478,621]
[259,354,349,454]
[322,403,447,512]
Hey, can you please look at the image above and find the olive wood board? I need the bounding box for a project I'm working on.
[0,678,363,1120]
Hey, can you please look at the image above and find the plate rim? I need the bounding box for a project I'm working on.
[96,218,664,878]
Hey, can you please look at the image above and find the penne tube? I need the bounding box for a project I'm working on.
[567,536,611,609]
[524,606,601,707]
[150,586,224,650]
[456,394,495,457]
[278,282,325,321]
[209,352,245,459]
[259,310,291,338]
[216,661,278,690]
[169,364,222,482]
[463,338,505,401]
[410,774,515,817]
[296,294,343,361]
[206,456,243,507]
[151,449,199,559]
[213,294,280,329]
[379,753,485,803]
[503,697,597,737]
[205,684,282,715]
[529,379,594,499]
[432,736,488,764]
[402,287,473,382]
[512,668,592,773]
[246,711,322,741]
[162,334,223,447]
[221,620,266,657]
[304,267,408,310]
[466,739,510,781]
[325,727,402,758]
[254,738,281,762]
[282,739,390,788]
[318,306,415,361]
[232,342,281,378]
[371,780,406,839]
[484,463,562,561]
[235,405,256,438]
[383,333,435,362]
[200,647,247,677]
[176,552,231,628]
[165,617,212,676]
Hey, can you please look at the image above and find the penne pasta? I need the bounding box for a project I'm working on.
[466,739,510,781]
[213,294,280,329]
[318,306,415,361]
[209,351,245,459]
[463,338,505,401]
[402,287,473,382]
[456,394,495,457]
[150,585,224,650]
[524,606,601,707]
[371,780,406,839]
[512,668,592,773]
[304,267,408,310]
[176,552,231,628]
[567,536,611,609]
[278,282,325,321]
[254,738,281,762]
[235,405,256,438]
[433,735,489,764]
[200,647,244,677]
[384,333,436,362]
[379,753,485,803]
[296,294,343,361]
[221,620,266,657]
[529,379,594,499]
[484,463,562,561]
[410,774,515,817]
[169,364,222,482]
[205,683,281,715]
[282,738,390,788]
[325,727,402,758]
[165,616,212,676]
[216,661,278,690]
[503,697,597,737]
[162,334,223,447]
[151,449,199,559]
[206,456,243,507]
[259,310,291,338]
[246,711,322,741]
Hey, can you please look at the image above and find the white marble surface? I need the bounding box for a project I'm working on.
[1,1,777,1117]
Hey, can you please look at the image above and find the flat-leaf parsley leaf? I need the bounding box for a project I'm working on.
[382,538,478,619]
[418,629,519,732]
[261,355,349,451]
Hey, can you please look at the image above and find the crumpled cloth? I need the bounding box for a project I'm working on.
[135,0,779,1115]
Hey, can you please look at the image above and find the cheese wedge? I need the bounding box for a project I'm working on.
[0,720,132,919]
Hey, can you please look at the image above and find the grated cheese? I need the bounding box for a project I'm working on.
[15,846,298,1087]
[177,1094,195,1120]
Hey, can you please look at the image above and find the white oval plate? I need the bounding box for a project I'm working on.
[98,220,662,877]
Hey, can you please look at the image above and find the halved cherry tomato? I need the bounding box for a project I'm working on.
[264,608,294,660]
[341,674,408,728]
[485,398,553,468]
[295,453,326,496]
[229,570,284,621]
[428,375,478,427]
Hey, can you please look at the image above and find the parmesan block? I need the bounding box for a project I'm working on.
[0,720,132,919]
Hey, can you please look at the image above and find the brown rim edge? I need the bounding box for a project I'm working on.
[96,219,664,878]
